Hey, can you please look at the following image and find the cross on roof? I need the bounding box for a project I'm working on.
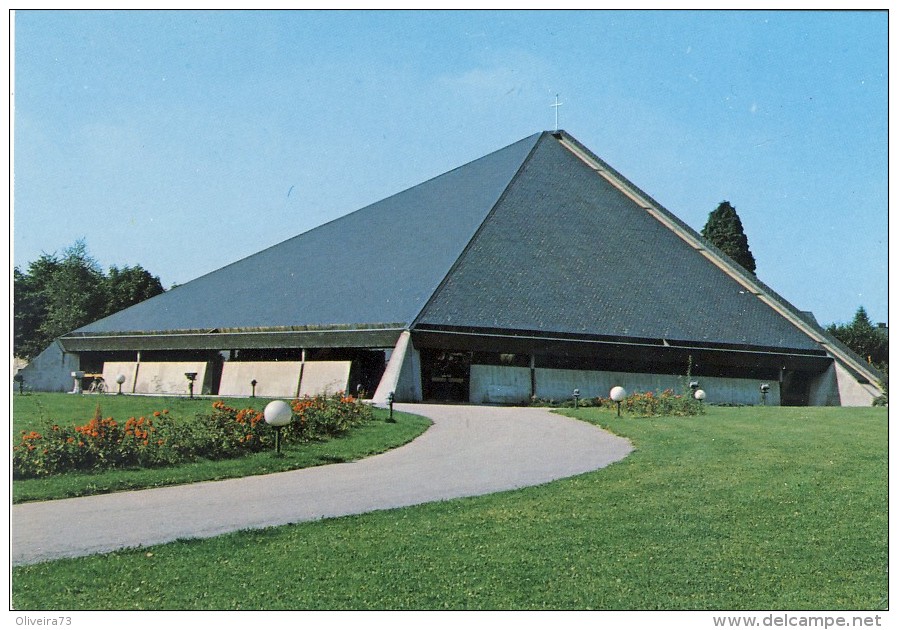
[550,94,563,131]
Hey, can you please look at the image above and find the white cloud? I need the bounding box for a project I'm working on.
[436,50,554,101]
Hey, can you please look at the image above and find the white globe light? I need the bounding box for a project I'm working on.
[264,400,293,427]
[694,389,707,401]
[116,374,127,385]
[610,386,627,402]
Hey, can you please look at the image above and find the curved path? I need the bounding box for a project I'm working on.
[11,404,632,566]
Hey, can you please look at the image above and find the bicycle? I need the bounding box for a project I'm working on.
[88,377,107,394]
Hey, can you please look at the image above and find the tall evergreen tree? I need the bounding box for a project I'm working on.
[701,201,757,275]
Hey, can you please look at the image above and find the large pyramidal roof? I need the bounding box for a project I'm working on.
[73,132,543,336]
[63,130,879,386]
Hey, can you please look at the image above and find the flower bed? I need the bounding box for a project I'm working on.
[13,393,375,479]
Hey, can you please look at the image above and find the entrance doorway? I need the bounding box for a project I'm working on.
[780,370,812,406]
[421,350,471,402]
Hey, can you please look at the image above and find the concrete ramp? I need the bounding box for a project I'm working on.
[372,330,411,405]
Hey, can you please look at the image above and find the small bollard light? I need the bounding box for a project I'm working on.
[387,391,395,423]
[264,400,293,455]
[13,372,24,395]
[116,374,126,395]
[185,372,198,399]
[760,383,770,406]
[573,388,581,409]
[610,386,627,417]
[250,379,258,398]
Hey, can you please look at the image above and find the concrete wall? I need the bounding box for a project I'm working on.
[534,367,780,406]
[467,364,781,406]
[470,365,531,404]
[133,361,210,396]
[833,361,881,407]
[394,345,422,402]
[14,342,79,393]
[298,361,352,397]
[806,359,883,407]
[99,359,368,399]
[807,363,841,406]
[219,361,303,398]
[101,362,140,395]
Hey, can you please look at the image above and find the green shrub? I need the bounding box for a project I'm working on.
[531,389,704,417]
[620,389,704,417]
[285,392,374,441]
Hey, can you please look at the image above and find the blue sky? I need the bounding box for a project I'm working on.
[12,9,888,326]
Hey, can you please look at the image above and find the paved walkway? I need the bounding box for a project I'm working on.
[11,404,632,566]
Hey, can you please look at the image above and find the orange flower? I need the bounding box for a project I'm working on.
[153,411,161,417]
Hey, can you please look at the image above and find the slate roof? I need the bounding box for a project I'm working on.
[63,130,875,378]
[71,132,542,335]
[414,132,820,351]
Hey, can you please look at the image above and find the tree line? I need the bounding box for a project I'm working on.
[14,240,165,360]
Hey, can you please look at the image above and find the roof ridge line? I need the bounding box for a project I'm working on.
[410,131,551,328]
[555,131,883,389]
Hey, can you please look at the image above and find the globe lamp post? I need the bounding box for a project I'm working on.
[694,389,707,406]
[264,400,293,455]
[610,386,627,417]
[116,374,126,395]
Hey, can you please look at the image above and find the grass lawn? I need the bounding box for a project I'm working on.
[12,393,431,503]
[11,405,886,610]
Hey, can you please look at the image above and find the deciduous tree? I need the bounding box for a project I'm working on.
[13,240,165,359]
[104,265,165,317]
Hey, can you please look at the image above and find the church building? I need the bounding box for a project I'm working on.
[41,130,883,406]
